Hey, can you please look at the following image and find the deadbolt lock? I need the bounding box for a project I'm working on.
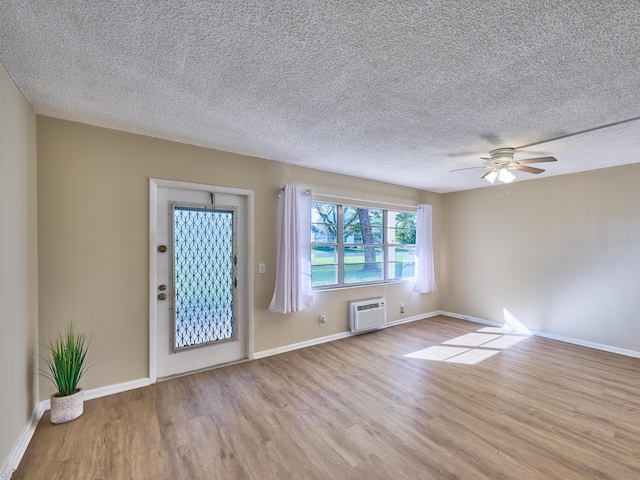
[158,245,168,253]
[158,284,166,291]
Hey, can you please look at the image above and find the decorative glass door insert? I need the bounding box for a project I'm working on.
[171,203,237,351]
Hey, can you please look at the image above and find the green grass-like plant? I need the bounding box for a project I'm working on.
[41,323,91,397]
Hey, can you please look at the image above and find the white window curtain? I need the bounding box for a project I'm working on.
[269,185,313,313]
[413,204,436,294]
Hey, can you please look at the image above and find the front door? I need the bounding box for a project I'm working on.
[152,181,249,379]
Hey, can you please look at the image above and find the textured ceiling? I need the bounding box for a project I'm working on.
[1,1,639,193]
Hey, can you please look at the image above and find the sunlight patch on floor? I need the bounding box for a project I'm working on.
[442,333,501,347]
[444,348,501,365]
[478,326,516,334]
[404,311,532,365]
[481,334,528,349]
[404,346,470,361]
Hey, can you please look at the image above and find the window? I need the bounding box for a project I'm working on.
[311,202,417,288]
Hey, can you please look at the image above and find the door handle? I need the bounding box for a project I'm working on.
[158,293,167,300]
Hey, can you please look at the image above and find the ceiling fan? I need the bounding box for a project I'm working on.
[452,148,557,184]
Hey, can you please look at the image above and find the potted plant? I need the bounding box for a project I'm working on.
[41,323,92,424]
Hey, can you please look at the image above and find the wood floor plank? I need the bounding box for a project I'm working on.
[12,315,640,479]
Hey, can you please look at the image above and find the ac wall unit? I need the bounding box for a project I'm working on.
[350,298,387,333]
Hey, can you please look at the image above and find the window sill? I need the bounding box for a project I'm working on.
[313,278,414,293]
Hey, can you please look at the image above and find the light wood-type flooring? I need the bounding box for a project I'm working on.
[13,315,640,479]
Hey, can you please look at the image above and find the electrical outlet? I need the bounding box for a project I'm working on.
[319,315,326,326]
[400,303,405,314]
[259,263,266,274]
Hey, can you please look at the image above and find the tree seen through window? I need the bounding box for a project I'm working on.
[311,202,416,287]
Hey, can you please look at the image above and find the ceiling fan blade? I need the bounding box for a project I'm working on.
[450,166,491,172]
[481,170,496,179]
[515,165,545,174]
[516,156,557,164]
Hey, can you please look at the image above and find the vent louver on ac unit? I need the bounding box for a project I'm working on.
[350,298,387,333]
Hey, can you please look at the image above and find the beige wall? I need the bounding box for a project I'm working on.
[442,165,640,351]
[37,116,442,397]
[0,64,38,471]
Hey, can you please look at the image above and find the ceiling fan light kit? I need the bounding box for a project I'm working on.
[497,167,516,183]
[483,169,498,184]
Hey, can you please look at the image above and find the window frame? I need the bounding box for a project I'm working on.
[311,201,417,290]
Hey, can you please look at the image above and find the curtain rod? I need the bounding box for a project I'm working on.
[311,192,417,210]
[279,187,311,196]
[279,186,418,210]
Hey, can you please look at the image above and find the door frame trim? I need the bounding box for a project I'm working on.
[149,178,255,383]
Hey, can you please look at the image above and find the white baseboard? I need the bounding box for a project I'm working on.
[439,311,504,327]
[442,311,640,359]
[2,378,150,479]
[253,331,354,359]
[386,310,441,328]
[40,377,151,411]
[254,310,440,360]
[530,329,640,359]
[82,377,151,402]
[0,402,45,480]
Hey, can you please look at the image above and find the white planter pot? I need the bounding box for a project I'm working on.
[50,388,83,424]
